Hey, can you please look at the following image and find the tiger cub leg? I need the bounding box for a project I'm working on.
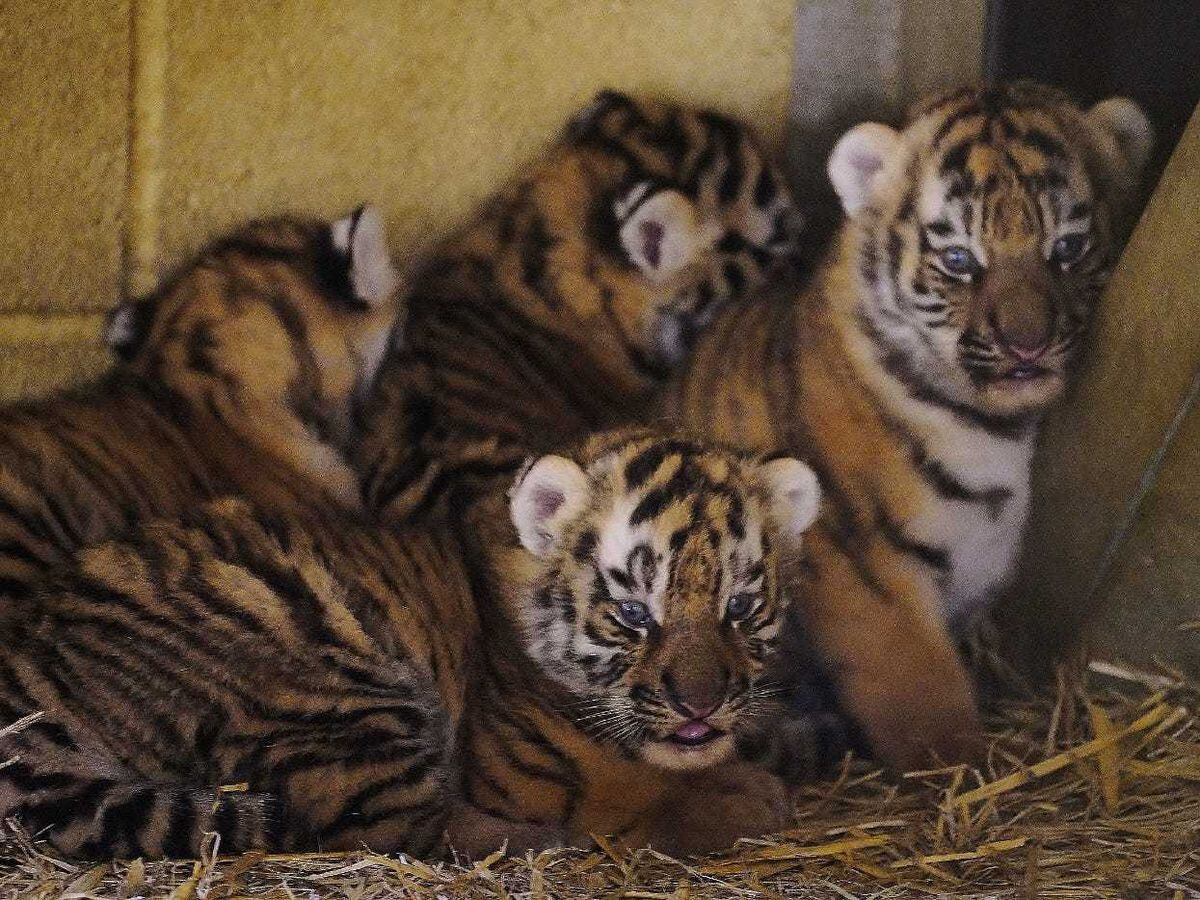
[0,746,278,858]
[5,721,453,861]
[240,701,454,856]
[445,804,568,858]
[801,533,985,771]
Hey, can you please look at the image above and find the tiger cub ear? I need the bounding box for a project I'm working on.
[827,123,902,217]
[331,204,399,307]
[103,297,157,361]
[616,182,720,283]
[1086,97,1154,178]
[509,455,591,557]
[756,457,822,540]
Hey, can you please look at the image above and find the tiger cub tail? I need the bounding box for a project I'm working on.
[4,764,279,858]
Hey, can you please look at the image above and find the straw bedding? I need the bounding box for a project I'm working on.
[3,660,1197,900]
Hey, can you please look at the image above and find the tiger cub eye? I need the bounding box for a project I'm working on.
[617,599,653,628]
[1050,232,1090,266]
[939,245,980,277]
[726,592,757,621]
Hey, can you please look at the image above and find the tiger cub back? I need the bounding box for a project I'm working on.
[0,207,400,598]
[357,91,801,520]
[0,494,476,859]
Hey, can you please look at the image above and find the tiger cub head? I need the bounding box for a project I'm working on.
[104,206,401,502]
[828,81,1152,420]
[507,431,821,770]
[555,90,802,367]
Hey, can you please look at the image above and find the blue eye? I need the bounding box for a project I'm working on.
[939,245,979,277]
[1050,233,1090,266]
[726,593,757,621]
[617,600,652,628]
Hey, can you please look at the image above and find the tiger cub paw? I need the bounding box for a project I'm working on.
[635,763,791,857]
[446,805,567,859]
[871,704,988,773]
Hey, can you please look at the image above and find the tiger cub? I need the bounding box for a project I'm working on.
[0,431,815,860]
[449,430,823,857]
[358,90,801,519]
[0,206,399,598]
[667,82,1153,770]
[0,495,475,859]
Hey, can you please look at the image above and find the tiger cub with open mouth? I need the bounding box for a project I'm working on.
[0,427,822,859]
[449,429,823,857]
[667,82,1153,770]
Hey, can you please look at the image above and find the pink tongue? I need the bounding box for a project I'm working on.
[674,720,714,742]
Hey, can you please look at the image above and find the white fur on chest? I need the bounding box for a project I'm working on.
[906,411,1035,631]
[840,320,1039,631]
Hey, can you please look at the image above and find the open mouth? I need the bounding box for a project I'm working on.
[665,720,724,749]
[999,364,1047,382]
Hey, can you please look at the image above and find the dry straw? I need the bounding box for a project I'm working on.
[3,660,1197,899]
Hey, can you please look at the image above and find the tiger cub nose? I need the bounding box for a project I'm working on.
[662,668,728,719]
[989,309,1053,361]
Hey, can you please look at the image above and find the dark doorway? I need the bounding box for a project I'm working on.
[986,0,1200,194]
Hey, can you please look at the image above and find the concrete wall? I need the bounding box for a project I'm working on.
[0,0,796,401]
[786,0,985,232]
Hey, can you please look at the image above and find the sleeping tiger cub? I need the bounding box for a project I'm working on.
[358,90,801,519]
[0,206,399,599]
[0,207,487,859]
[449,429,823,857]
[0,430,818,859]
[667,82,1153,770]
[0,496,474,858]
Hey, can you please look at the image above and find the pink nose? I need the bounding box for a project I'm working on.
[1005,340,1049,362]
[679,699,721,719]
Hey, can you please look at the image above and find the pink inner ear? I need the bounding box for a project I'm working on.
[532,486,565,521]
[640,220,665,269]
[851,149,883,177]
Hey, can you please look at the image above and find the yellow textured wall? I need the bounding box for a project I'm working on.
[0,0,130,399]
[0,0,795,401]
[1003,102,1200,676]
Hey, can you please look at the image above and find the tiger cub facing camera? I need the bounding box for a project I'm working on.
[0,428,821,860]
[450,430,823,857]
[358,90,802,520]
[669,82,1153,770]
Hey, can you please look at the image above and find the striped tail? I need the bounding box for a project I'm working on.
[5,764,279,859]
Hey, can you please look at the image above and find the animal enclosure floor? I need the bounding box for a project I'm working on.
[4,662,1198,899]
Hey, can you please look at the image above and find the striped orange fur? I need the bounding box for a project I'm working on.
[357,90,801,520]
[0,208,399,600]
[448,429,825,856]
[667,83,1152,770]
[0,209,483,858]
